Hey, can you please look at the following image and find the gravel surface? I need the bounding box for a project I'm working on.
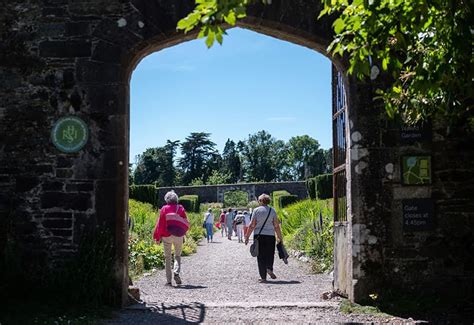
[103,235,413,324]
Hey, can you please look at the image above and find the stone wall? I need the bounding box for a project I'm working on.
[0,0,472,308]
[156,181,308,206]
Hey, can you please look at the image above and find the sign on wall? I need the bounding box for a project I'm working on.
[401,155,431,185]
[400,122,431,144]
[51,116,89,153]
[402,199,435,231]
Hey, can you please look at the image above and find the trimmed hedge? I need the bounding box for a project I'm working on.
[273,190,296,210]
[180,195,199,212]
[306,178,317,199]
[278,194,298,209]
[272,190,290,204]
[129,185,158,207]
[315,174,333,199]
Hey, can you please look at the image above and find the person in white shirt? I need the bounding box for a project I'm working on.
[203,208,214,243]
[234,211,245,243]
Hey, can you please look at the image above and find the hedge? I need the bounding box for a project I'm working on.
[179,195,199,212]
[272,190,290,204]
[129,185,158,207]
[278,194,298,209]
[315,174,333,199]
[272,190,294,210]
[306,178,317,199]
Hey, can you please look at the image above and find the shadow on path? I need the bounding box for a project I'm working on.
[112,302,206,324]
[265,280,301,285]
[174,285,207,290]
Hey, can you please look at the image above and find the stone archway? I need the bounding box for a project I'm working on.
[0,0,388,307]
[217,185,256,204]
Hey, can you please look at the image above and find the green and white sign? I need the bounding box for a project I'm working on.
[51,116,88,153]
[401,155,431,185]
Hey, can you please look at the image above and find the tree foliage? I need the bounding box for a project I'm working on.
[178,0,473,128]
[179,132,218,185]
[221,139,242,182]
[238,130,290,182]
[288,135,329,179]
[132,131,331,186]
[133,140,178,186]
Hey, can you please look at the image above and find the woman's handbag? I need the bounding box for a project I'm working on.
[250,207,273,257]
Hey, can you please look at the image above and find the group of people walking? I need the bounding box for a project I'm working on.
[204,207,255,243]
[216,208,252,242]
[153,191,285,286]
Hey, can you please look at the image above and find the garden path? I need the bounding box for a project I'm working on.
[104,235,411,323]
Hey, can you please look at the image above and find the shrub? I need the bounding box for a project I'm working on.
[306,178,317,199]
[315,174,333,199]
[223,190,248,207]
[278,199,334,273]
[129,185,158,207]
[180,195,199,212]
[279,194,298,209]
[129,199,157,241]
[272,190,291,209]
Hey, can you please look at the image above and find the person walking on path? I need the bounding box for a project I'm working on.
[225,208,234,240]
[219,209,227,237]
[244,193,283,283]
[243,211,251,238]
[153,191,188,286]
[204,208,214,243]
[234,211,245,243]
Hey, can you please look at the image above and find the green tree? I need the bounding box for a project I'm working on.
[323,148,333,174]
[221,139,242,183]
[207,170,232,185]
[134,140,178,186]
[178,0,473,129]
[239,131,290,182]
[179,132,218,185]
[288,135,326,180]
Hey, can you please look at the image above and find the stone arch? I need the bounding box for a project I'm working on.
[217,185,256,204]
[111,1,370,304]
[0,0,388,307]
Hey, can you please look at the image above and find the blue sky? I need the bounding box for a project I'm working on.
[130,27,331,164]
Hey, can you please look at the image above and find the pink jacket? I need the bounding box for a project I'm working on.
[153,203,187,242]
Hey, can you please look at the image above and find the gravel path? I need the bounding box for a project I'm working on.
[104,235,413,324]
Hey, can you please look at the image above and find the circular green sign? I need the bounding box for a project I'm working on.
[51,116,89,153]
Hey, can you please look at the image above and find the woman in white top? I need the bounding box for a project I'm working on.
[245,194,283,282]
[203,208,214,243]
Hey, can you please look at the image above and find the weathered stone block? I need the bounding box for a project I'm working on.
[65,22,91,36]
[39,41,92,58]
[92,41,124,63]
[43,218,73,229]
[42,181,64,191]
[15,176,40,192]
[56,169,74,179]
[76,60,122,83]
[49,229,73,237]
[39,23,65,37]
[66,182,94,192]
[44,212,73,219]
[42,7,68,17]
[41,192,91,211]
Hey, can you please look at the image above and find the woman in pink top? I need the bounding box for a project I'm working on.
[219,209,227,237]
[154,191,188,286]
